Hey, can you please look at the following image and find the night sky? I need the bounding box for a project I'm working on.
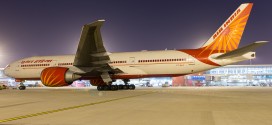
[0,0,271,67]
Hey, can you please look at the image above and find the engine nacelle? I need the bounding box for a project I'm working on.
[40,67,81,87]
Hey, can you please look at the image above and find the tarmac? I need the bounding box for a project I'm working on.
[1,87,272,125]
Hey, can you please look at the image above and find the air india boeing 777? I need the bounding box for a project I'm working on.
[3,3,268,90]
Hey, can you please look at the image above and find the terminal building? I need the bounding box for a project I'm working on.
[205,65,272,86]
[172,65,272,87]
[1,65,272,87]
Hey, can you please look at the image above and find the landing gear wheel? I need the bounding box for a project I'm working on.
[18,86,26,90]
[118,85,123,90]
[123,85,129,90]
[97,84,135,91]
[110,85,118,91]
[18,82,26,90]
[129,84,136,90]
[97,86,103,91]
[103,85,110,90]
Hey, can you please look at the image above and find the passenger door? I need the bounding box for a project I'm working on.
[129,57,136,64]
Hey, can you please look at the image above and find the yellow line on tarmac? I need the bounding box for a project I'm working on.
[0,92,154,123]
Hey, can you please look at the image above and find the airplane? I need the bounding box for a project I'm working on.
[3,3,268,91]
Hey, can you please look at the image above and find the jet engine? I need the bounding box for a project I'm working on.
[40,67,81,87]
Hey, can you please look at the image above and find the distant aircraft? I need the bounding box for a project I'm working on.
[4,3,268,90]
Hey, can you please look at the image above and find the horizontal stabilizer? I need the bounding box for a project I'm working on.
[214,41,269,59]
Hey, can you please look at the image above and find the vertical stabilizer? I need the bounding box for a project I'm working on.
[200,3,253,54]
[181,3,254,66]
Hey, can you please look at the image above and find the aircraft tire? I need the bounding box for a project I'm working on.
[118,85,123,90]
[97,86,103,91]
[18,86,26,90]
[110,85,118,91]
[103,85,110,90]
[129,84,136,90]
[123,85,129,90]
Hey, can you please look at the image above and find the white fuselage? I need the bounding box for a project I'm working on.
[4,50,254,80]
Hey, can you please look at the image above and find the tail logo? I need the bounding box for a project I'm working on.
[181,3,253,66]
[213,8,241,40]
[199,3,253,55]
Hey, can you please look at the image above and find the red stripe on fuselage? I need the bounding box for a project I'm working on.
[180,49,221,66]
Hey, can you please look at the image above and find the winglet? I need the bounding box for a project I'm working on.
[74,20,109,66]
[98,19,105,22]
[85,19,105,27]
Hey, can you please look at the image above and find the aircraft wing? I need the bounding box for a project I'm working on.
[73,20,109,67]
[214,41,269,59]
[73,20,121,83]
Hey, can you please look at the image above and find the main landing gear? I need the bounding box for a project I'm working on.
[97,84,135,91]
[97,79,135,91]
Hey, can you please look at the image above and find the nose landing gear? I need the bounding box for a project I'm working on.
[18,82,26,90]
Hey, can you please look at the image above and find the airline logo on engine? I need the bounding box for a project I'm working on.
[21,59,53,64]
[212,8,241,40]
